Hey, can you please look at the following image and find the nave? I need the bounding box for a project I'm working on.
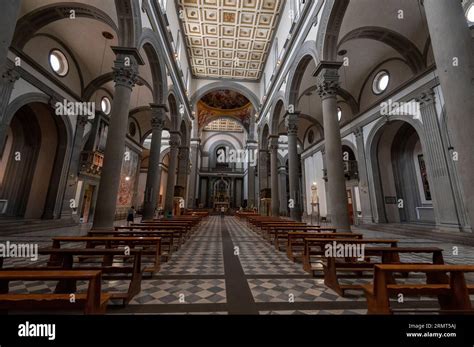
[2,215,474,315]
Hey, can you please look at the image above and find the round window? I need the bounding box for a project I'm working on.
[49,49,69,76]
[372,71,390,95]
[101,97,111,115]
[467,3,474,23]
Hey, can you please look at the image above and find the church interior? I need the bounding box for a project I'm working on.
[0,0,474,325]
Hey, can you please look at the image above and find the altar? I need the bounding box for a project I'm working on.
[212,178,231,211]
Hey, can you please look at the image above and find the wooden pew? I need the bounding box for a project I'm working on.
[0,270,110,315]
[129,223,191,240]
[114,224,186,249]
[38,248,143,305]
[287,232,363,261]
[302,238,399,273]
[50,236,162,274]
[324,246,444,296]
[363,264,474,314]
[88,230,177,259]
[270,226,338,250]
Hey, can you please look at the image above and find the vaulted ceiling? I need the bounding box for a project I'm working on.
[177,0,282,80]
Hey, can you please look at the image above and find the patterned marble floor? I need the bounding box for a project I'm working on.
[1,216,474,315]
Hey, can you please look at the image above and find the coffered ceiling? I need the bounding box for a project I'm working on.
[176,0,283,80]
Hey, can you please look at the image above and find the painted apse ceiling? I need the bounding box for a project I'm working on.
[198,89,252,131]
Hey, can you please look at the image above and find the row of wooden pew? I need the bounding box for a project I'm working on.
[239,214,474,314]
[0,213,206,315]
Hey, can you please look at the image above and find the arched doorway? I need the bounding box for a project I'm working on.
[0,102,68,219]
[370,121,433,224]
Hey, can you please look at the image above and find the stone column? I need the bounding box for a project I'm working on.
[176,146,189,188]
[354,127,373,224]
[187,138,200,208]
[0,63,20,153]
[163,131,181,215]
[60,114,89,221]
[423,0,474,228]
[417,89,463,230]
[246,140,257,209]
[142,104,166,220]
[92,47,143,229]
[269,135,280,216]
[278,166,288,216]
[285,112,302,221]
[0,1,21,71]
[316,62,350,231]
[258,149,269,190]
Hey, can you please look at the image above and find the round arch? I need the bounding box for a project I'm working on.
[190,81,260,110]
[138,29,168,104]
[285,41,319,109]
[365,115,426,224]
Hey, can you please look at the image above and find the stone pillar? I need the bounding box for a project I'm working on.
[285,112,302,221]
[258,149,269,190]
[269,135,280,216]
[278,166,288,216]
[423,0,474,228]
[0,63,20,153]
[176,146,189,189]
[164,131,180,215]
[354,127,373,224]
[246,140,257,209]
[187,138,200,208]
[60,114,89,221]
[316,62,350,231]
[417,89,463,230]
[142,104,166,220]
[0,1,21,71]
[92,47,143,229]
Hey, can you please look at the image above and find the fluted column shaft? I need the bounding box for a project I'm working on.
[142,104,167,220]
[316,62,350,231]
[0,63,20,154]
[423,0,474,229]
[61,114,89,220]
[354,127,373,224]
[417,89,463,229]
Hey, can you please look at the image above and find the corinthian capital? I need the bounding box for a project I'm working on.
[315,61,342,99]
[416,89,436,108]
[169,131,181,149]
[268,135,279,150]
[285,112,299,135]
[150,104,167,130]
[111,47,144,90]
[1,66,20,84]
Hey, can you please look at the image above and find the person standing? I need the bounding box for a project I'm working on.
[220,206,225,218]
[127,206,136,226]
